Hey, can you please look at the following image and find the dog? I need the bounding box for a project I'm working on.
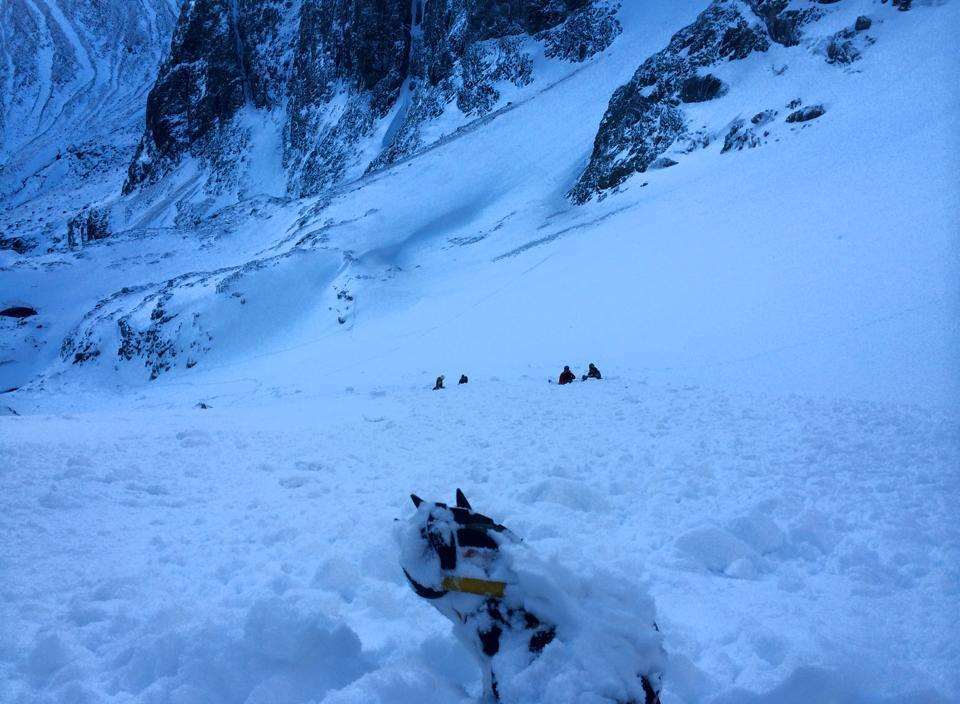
[398,490,663,703]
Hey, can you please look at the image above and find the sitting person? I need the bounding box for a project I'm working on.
[583,363,602,381]
[433,375,445,390]
[558,366,576,385]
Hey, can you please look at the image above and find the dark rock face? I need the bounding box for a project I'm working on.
[0,236,35,255]
[750,0,813,47]
[125,0,620,199]
[66,208,112,248]
[681,74,726,103]
[721,108,778,153]
[723,120,758,153]
[541,3,622,62]
[570,0,819,203]
[285,0,412,195]
[825,25,866,65]
[116,297,192,380]
[827,35,861,65]
[124,0,246,193]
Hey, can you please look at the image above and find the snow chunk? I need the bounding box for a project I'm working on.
[674,526,762,576]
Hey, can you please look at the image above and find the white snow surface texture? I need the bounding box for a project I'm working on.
[1,1,959,704]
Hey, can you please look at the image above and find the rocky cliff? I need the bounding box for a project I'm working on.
[124,0,621,198]
[569,0,911,203]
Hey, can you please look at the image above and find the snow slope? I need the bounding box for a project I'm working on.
[1,380,957,703]
[1,1,958,703]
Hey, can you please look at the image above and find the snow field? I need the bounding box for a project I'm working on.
[1,2,958,702]
[1,377,957,703]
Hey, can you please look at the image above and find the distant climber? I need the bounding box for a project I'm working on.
[433,375,445,390]
[583,363,602,381]
[558,366,576,385]
[459,374,469,385]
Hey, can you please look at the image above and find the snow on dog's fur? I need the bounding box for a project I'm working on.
[398,490,665,703]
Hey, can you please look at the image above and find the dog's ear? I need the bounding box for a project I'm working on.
[411,494,424,508]
[455,488,471,510]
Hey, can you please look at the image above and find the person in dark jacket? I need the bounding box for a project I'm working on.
[583,363,602,381]
[558,366,576,385]
[459,374,469,385]
[434,375,445,390]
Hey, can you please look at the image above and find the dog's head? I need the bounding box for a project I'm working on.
[399,490,516,599]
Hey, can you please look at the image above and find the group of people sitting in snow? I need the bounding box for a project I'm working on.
[432,364,601,390]
[559,362,602,384]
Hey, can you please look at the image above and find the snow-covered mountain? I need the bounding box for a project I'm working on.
[0,0,955,399]
[0,0,180,252]
[1,0,954,406]
[123,0,623,202]
[1,1,958,703]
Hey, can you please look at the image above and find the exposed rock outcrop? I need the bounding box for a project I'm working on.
[125,0,622,199]
[66,208,112,248]
[0,236,35,255]
[124,0,247,194]
[786,104,826,123]
[570,0,820,203]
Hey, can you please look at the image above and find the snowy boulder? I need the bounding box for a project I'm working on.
[650,157,679,170]
[826,30,861,65]
[722,119,762,153]
[752,109,778,126]
[786,105,826,123]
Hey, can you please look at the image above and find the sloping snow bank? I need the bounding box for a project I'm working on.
[1,377,956,703]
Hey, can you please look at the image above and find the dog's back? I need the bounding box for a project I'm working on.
[398,491,663,704]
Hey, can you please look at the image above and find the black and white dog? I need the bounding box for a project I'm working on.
[398,490,663,704]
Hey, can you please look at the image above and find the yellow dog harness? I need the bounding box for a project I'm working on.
[442,576,507,598]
